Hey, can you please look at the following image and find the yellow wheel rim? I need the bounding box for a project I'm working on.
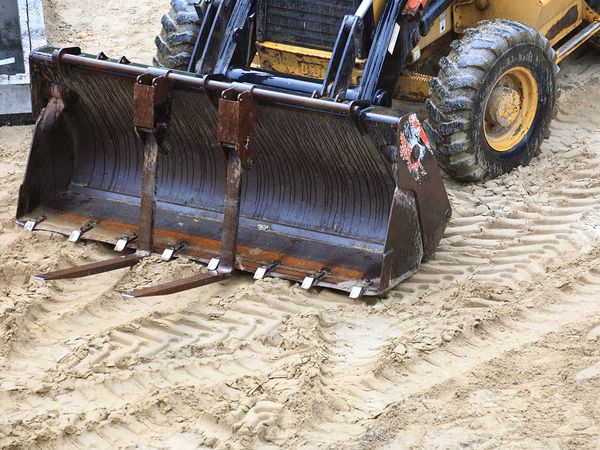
[483,66,539,152]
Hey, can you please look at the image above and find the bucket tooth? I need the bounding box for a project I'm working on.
[253,263,278,280]
[301,272,326,290]
[161,243,185,261]
[33,254,144,281]
[207,258,220,271]
[23,215,46,232]
[349,286,364,299]
[114,234,138,252]
[68,221,97,243]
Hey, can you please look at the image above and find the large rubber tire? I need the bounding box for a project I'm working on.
[426,20,558,182]
[154,0,201,70]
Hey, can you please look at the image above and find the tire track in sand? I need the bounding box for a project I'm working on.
[1,54,600,448]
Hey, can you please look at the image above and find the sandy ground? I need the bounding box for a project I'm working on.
[1,1,600,448]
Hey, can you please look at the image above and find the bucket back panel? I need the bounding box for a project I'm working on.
[45,66,396,244]
[69,72,142,197]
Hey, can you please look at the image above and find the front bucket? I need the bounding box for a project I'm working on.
[18,47,451,296]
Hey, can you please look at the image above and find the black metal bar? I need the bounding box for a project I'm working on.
[33,254,144,281]
[38,48,370,117]
[419,0,454,37]
[188,0,219,72]
[195,0,234,74]
[213,0,255,75]
[225,67,352,99]
[358,0,407,101]
[321,15,362,100]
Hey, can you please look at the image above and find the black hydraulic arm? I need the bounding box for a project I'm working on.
[357,0,408,102]
[190,0,256,75]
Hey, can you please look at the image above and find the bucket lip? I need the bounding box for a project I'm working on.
[31,46,410,126]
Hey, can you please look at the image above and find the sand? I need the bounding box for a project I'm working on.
[1,2,600,448]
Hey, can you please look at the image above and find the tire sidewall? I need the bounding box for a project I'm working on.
[470,41,556,178]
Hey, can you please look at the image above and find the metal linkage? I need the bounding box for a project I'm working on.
[190,0,254,75]
[321,15,364,100]
[123,88,257,298]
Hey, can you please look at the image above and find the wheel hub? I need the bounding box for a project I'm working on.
[483,66,539,153]
[486,86,521,128]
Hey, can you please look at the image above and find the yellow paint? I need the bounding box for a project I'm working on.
[394,72,432,101]
[452,0,584,45]
[418,6,454,49]
[374,0,386,23]
[255,41,365,85]
[484,66,539,152]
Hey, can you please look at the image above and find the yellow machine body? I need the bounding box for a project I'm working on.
[255,0,595,101]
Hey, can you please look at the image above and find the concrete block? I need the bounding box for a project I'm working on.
[0,0,47,124]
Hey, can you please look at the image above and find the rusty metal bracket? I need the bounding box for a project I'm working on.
[218,88,256,169]
[122,88,257,298]
[217,88,256,271]
[134,73,172,252]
